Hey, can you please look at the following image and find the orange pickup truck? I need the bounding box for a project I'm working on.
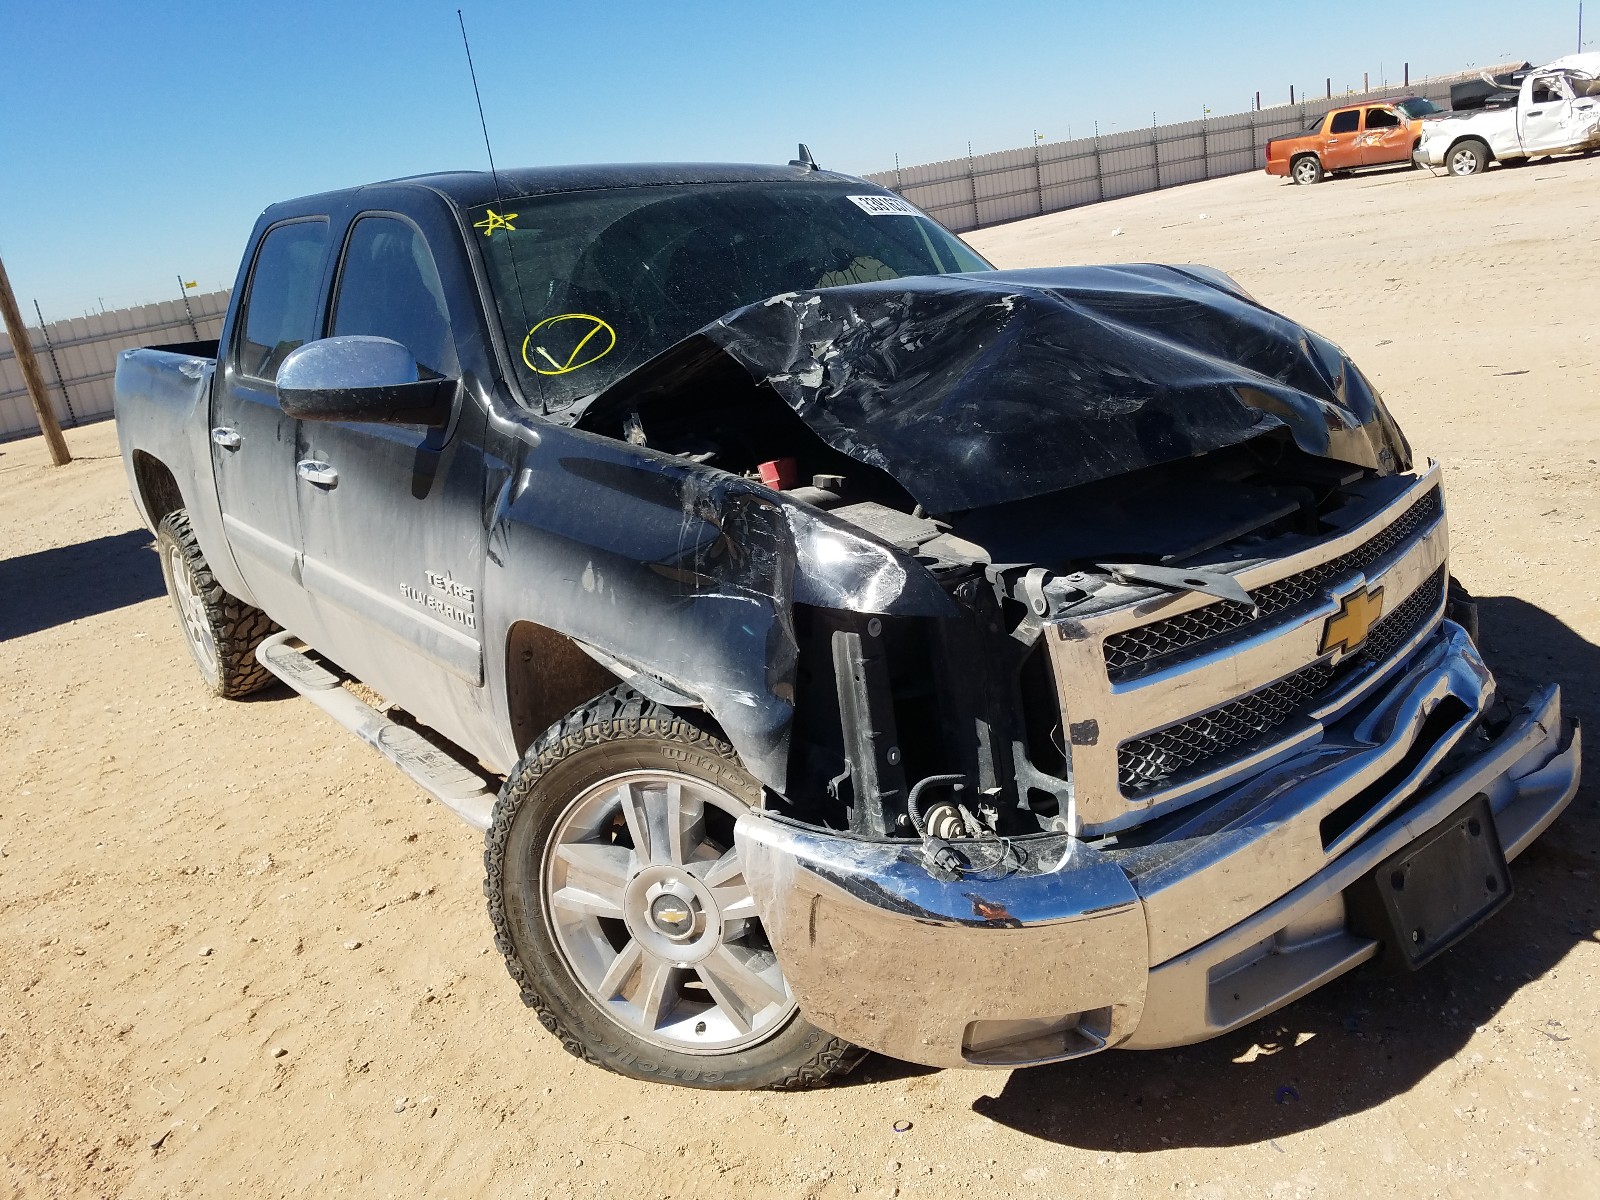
[1265,97,1443,184]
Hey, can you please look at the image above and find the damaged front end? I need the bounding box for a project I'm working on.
[551,267,1578,1068]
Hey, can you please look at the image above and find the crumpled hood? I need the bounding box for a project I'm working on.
[587,265,1411,513]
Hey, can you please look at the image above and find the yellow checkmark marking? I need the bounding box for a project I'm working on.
[521,313,617,376]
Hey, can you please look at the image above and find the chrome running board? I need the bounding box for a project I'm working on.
[255,630,496,831]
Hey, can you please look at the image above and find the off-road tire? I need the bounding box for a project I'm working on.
[484,686,866,1089]
[1292,155,1324,185]
[155,510,278,697]
[1448,139,1490,177]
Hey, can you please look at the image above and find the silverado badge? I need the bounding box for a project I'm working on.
[1320,584,1385,656]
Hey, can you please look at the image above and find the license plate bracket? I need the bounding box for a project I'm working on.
[1346,793,1513,971]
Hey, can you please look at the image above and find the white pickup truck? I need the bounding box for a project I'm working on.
[1417,56,1600,175]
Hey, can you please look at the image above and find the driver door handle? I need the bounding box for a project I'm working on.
[211,427,241,450]
[296,459,339,489]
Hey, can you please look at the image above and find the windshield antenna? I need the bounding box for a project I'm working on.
[458,10,506,200]
[457,8,546,413]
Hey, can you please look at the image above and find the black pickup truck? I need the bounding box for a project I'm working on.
[115,160,1579,1089]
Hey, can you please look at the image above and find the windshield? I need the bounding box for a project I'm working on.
[1396,97,1443,118]
[468,181,992,412]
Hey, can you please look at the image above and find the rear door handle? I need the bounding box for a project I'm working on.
[211,427,241,450]
[296,459,339,489]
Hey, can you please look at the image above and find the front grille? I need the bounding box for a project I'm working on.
[1117,664,1335,796]
[1102,487,1442,683]
[1363,569,1445,664]
[1116,568,1447,796]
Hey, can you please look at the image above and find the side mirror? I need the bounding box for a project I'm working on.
[276,336,454,426]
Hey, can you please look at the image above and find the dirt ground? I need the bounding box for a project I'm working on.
[3,156,1598,1199]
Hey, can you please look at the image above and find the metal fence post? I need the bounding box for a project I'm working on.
[1032,130,1044,217]
[1093,121,1104,203]
[176,276,200,339]
[31,299,77,426]
[966,141,979,230]
[1151,112,1161,189]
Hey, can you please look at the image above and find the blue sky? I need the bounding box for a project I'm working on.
[0,1,1586,319]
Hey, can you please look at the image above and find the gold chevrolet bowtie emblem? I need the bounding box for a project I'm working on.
[1320,585,1385,655]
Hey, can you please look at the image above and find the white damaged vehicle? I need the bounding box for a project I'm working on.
[1417,57,1600,175]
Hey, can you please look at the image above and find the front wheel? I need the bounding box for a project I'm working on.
[1448,140,1490,177]
[484,687,864,1089]
[1291,155,1324,185]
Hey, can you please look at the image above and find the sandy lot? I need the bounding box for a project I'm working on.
[3,157,1598,1199]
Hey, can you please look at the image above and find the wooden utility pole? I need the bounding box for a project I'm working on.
[0,253,70,465]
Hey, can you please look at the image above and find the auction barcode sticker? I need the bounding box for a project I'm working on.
[846,194,920,216]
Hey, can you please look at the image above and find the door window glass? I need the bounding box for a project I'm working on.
[1328,110,1360,134]
[1365,108,1400,129]
[331,216,454,377]
[237,220,329,381]
[1529,77,1572,104]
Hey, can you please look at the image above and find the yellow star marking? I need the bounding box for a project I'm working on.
[474,208,518,237]
[1320,584,1385,656]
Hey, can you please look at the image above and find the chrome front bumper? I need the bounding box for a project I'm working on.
[736,624,1580,1069]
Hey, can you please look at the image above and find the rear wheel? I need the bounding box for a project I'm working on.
[1291,155,1324,185]
[1448,140,1490,177]
[484,687,864,1089]
[155,510,278,697]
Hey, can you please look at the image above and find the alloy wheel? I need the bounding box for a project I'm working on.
[541,770,795,1053]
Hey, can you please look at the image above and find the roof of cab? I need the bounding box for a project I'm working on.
[263,162,870,219]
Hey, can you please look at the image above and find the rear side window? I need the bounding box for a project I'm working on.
[330,215,454,377]
[1365,108,1400,129]
[237,220,330,381]
[1329,110,1360,134]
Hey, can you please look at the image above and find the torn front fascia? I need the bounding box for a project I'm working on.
[491,421,954,796]
[927,571,1076,833]
[787,557,1081,840]
[580,265,1412,514]
[829,620,908,836]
